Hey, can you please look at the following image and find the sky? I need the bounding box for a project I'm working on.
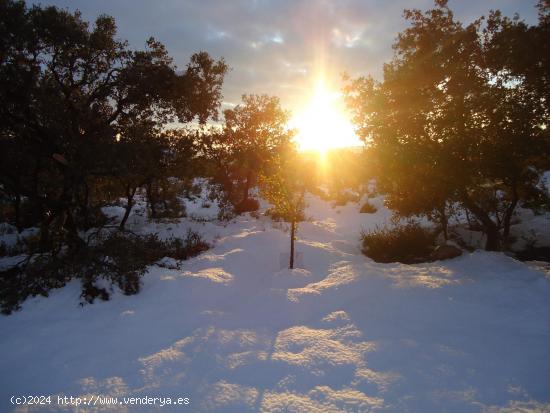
[29,0,540,118]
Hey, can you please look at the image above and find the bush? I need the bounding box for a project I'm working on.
[147,179,187,220]
[234,198,260,214]
[361,223,436,263]
[163,229,210,261]
[0,254,73,315]
[360,201,378,214]
[151,198,187,220]
[515,246,550,262]
[332,191,360,206]
[183,180,203,199]
[0,229,209,314]
[217,198,235,221]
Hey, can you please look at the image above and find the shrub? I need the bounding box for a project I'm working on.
[234,198,260,214]
[183,180,203,199]
[360,201,378,214]
[164,229,210,261]
[0,254,73,315]
[147,179,187,220]
[217,198,235,221]
[332,191,360,206]
[515,246,550,262]
[86,230,209,299]
[0,229,209,314]
[361,223,436,263]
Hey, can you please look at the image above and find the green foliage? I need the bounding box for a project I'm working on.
[0,1,225,311]
[361,223,436,264]
[260,146,306,269]
[260,152,306,225]
[200,95,295,207]
[0,229,209,314]
[217,197,236,221]
[345,0,550,251]
[146,179,187,220]
[264,207,302,222]
[0,0,227,245]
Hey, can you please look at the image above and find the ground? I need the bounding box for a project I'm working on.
[1,191,549,413]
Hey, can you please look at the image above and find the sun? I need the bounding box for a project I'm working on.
[290,79,361,153]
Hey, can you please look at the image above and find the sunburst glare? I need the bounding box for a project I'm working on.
[290,79,360,153]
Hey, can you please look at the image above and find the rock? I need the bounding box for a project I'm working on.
[431,244,462,261]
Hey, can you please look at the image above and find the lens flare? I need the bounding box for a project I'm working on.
[291,79,360,153]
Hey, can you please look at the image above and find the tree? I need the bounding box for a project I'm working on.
[0,0,228,311]
[197,126,240,208]
[345,0,549,250]
[110,119,165,230]
[223,94,293,206]
[0,0,227,245]
[260,145,305,269]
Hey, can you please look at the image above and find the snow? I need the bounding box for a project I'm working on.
[1,192,550,412]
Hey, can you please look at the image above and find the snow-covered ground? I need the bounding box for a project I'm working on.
[1,192,550,412]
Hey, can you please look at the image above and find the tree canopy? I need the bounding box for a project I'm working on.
[345,0,550,250]
[0,0,227,242]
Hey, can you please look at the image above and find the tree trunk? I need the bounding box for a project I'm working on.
[461,191,500,251]
[484,226,501,251]
[119,186,136,230]
[217,161,233,197]
[63,208,83,253]
[242,171,251,202]
[146,182,157,218]
[13,193,22,233]
[81,181,90,229]
[503,183,519,242]
[30,160,43,225]
[465,208,472,229]
[289,220,296,269]
[436,204,448,241]
[39,210,56,251]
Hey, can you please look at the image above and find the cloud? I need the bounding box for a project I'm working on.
[29,0,539,115]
